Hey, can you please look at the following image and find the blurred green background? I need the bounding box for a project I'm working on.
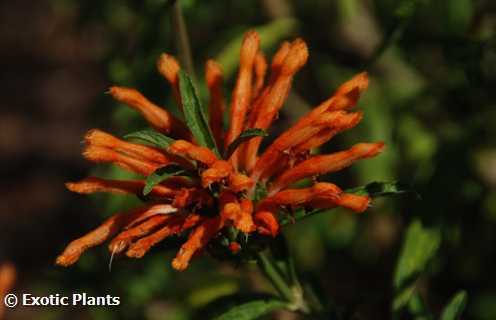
[1,0,495,319]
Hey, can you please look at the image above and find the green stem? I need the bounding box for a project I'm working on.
[256,251,294,303]
[170,0,196,79]
[364,1,421,69]
[364,20,408,69]
[255,251,311,314]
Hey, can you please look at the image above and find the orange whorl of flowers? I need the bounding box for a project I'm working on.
[57,30,384,271]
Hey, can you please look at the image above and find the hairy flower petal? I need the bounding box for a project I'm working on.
[126,214,203,258]
[85,129,171,164]
[65,177,180,198]
[201,160,233,187]
[252,52,268,100]
[157,53,182,106]
[55,205,173,267]
[259,183,341,211]
[269,142,385,195]
[229,173,254,193]
[124,204,178,229]
[311,192,370,213]
[225,31,260,169]
[242,39,309,171]
[253,211,279,237]
[206,59,226,148]
[83,145,161,176]
[251,111,363,182]
[108,214,174,255]
[291,73,369,130]
[172,216,224,271]
[109,86,190,139]
[169,140,218,166]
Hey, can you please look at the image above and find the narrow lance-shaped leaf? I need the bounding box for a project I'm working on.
[178,70,220,156]
[225,128,267,158]
[393,220,441,312]
[124,129,176,149]
[143,164,186,196]
[214,298,289,320]
[346,181,417,198]
[440,290,467,320]
[280,181,415,226]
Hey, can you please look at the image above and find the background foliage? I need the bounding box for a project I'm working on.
[1,0,495,319]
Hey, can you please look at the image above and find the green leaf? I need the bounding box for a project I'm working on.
[253,183,268,202]
[143,164,186,196]
[440,291,467,320]
[214,298,288,320]
[178,70,220,156]
[224,128,267,158]
[346,181,417,198]
[408,293,433,320]
[393,220,441,312]
[124,129,175,149]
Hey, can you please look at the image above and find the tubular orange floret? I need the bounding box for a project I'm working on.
[220,198,255,233]
[172,216,224,271]
[205,59,226,148]
[241,39,309,171]
[258,183,342,211]
[229,173,254,193]
[126,214,203,258]
[108,86,190,139]
[65,177,179,198]
[237,199,255,233]
[328,72,369,111]
[83,145,160,176]
[108,214,173,255]
[279,38,309,76]
[268,142,385,195]
[157,53,182,106]
[245,41,291,129]
[252,52,268,99]
[225,31,260,168]
[201,160,233,187]
[293,111,363,153]
[254,211,279,237]
[251,111,363,182]
[168,140,218,166]
[220,202,242,223]
[171,188,213,209]
[292,73,369,130]
[311,192,371,213]
[85,129,171,164]
[268,41,291,81]
[124,204,178,229]
[55,206,160,267]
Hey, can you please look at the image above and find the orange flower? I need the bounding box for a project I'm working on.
[57,30,384,271]
[0,262,16,320]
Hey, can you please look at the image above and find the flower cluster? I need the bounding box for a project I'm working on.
[56,31,384,271]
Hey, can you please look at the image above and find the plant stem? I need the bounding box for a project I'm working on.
[364,1,422,69]
[255,251,311,314]
[170,0,196,80]
[363,19,409,69]
[256,251,294,303]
